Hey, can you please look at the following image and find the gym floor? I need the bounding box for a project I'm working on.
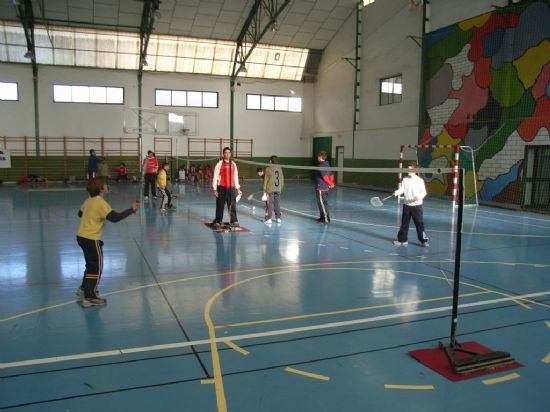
[1,179,549,412]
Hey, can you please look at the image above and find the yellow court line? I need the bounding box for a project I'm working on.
[384,384,434,390]
[542,352,550,364]
[201,379,215,385]
[285,367,330,381]
[223,340,250,356]
[545,320,550,329]
[215,291,489,329]
[3,258,548,324]
[482,373,520,385]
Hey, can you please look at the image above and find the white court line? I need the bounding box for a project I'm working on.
[276,205,550,238]
[2,290,549,370]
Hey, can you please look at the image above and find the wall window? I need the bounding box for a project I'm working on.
[155,89,219,108]
[0,81,18,101]
[53,84,124,104]
[246,94,302,112]
[380,75,402,105]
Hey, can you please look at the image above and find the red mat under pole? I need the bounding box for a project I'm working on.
[409,341,523,382]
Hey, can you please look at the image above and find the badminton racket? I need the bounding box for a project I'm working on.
[247,190,263,201]
[370,194,393,207]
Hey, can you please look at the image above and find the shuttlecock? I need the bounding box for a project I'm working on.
[261,193,268,201]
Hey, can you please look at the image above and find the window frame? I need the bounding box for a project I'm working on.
[52,84,124,104]
[0,81,19,101]
[155,88,219,108]
[246,93,302,113]
[379,74,402,106]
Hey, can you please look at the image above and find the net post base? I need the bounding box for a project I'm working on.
[439,341,515,374]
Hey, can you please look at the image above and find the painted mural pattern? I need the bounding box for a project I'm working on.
[423,0,550,204]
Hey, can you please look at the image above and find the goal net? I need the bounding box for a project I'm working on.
[400,145,479,207]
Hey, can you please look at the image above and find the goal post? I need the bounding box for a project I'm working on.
[399,144,479,207]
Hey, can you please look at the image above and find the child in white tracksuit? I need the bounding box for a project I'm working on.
[393,161,429,247]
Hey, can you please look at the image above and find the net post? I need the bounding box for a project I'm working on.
[449,167,464,346]
[441,168,515,373]
[398,145,404,205]
[452,145,459,208]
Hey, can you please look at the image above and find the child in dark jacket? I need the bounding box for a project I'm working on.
[315,150,335,223]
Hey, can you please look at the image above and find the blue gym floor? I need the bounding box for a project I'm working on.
[1,180,549,412]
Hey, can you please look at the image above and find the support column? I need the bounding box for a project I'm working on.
[352,1,363,159]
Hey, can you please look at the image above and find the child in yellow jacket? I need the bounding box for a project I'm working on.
[157,163,175,211]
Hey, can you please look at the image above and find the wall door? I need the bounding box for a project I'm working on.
[312,137,332,165]
[522,145,550,209]
[336,145,344,184]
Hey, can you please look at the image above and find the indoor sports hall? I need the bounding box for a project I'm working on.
[1,1,549,412]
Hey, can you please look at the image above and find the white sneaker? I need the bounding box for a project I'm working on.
[76,287,84,297]
[276,218,282,224]
[80,297,107,307]
[264,219,272,224]
[393,240,408,246]
[422,242,429,247]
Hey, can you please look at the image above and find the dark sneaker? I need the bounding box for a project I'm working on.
[230,221,240,228]
[81,297,107,307]
[316,218,328,224]
[212,221,221,229]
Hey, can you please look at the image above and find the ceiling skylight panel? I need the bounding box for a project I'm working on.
[96,33,116,52]
[195,41,215,60]
[97,52,116,68]
[246,62,265,78]
[264,64,282,79]
[156,36,178,57]
[5,24,25,46]
[175,57,194,72]
[282,50,303,66]
[34,46,53,64]
[279,66,301,81]
[156,55,177,71]
[211,60,231,76]
[213,42,234,61]
[194,58,213,74]
[117,34,139,55]
[54,48,74,65]
[75,32,96,52]
[51,29,74,49]
[76,50,97,67]
[248,47,268,64]
[178,41,197,58]
[116,52,138,70]
[146,37,159,58]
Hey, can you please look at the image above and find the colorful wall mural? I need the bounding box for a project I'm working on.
[422,0,550,206]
